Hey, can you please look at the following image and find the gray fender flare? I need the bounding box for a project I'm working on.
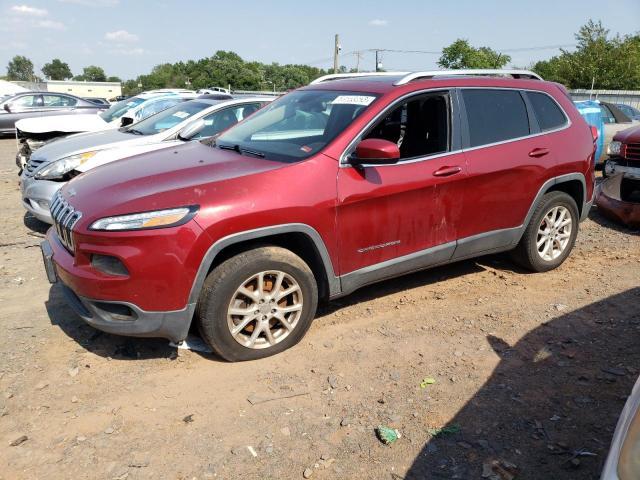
[187,223,341,306]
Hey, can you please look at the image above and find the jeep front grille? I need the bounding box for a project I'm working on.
[50,192,82,253]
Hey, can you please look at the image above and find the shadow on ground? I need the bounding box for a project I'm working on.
[405,288,640,480]
[23,212,49,234]
[45,283,194,361]
[588,205,640,236]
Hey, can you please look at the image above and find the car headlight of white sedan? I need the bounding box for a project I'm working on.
[34,151,98,181]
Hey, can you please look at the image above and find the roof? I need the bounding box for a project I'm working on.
[304,69,546,94]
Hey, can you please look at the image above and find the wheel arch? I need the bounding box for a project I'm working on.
[187,224,340,307]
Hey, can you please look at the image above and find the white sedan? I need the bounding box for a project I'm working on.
[20,96,273,223]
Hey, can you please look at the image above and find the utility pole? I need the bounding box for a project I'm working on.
[333,34,340,73]
[354,51,364,72]
[375,50,382,72]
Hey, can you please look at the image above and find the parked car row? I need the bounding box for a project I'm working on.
[31,69,600,363]
[13,89,211,168]
[20,95,272,222]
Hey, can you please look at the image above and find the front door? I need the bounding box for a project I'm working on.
[336,90,467,288]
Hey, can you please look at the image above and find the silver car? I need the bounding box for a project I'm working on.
[20,96,272,223]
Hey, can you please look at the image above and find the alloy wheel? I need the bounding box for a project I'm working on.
[536,206,572,261]
[227,271,304,349]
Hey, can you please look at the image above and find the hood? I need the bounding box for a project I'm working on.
[30,128,146,163]
[16,113,106,135]
[61,141,288,226]
[614,124,640,144]
[75,140,182,173]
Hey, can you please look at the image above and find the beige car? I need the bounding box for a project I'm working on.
[600,102,639,162]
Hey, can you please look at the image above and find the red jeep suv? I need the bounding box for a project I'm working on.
[41,70,596,361]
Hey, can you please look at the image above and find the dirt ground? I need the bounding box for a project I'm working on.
[1,137,639,480]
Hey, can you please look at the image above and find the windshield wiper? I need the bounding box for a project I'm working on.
[126,128,145,135]
[218,143,265,158]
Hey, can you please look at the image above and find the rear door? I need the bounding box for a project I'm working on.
[336,90,467,279]
[456,88,561,250]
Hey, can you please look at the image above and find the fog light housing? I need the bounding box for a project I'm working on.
[91,254,129,276]
[605,161,616,177]
[36,199,50,209]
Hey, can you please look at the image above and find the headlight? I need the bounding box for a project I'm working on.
[89,206,198,231]
[34,151,98,180]
[26,138,45,151]
[608,141,622,156]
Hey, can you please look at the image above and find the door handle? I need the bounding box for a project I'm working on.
[528,147,550,158]
[433,165,462,177]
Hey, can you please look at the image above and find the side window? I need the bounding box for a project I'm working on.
[599,105,616,124]
[194,103,261,139]
[528,92,567,131]
[462,89,530,147]
[363,93,450,159]
[10,95,39,109]
[43,95,77,107]
[138,99,181,120]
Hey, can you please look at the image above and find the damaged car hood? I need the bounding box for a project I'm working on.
[15,113,108,135]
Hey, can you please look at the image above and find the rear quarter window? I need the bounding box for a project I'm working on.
[528,92,567,131]
[462,89,530,148]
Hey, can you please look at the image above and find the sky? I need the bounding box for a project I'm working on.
[0,0,638,81]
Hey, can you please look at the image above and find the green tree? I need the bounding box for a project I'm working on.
[532,20,640,89]
[74,65,107,82]
[438,39,510,69]
[107,76,122,83]
[6,55,34,81]
[41,58,72,80]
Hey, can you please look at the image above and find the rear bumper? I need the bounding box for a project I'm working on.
[58,281,194,342]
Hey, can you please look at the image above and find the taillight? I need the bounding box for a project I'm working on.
[590,125,599,142]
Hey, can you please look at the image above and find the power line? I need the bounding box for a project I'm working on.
[306,43,577,65]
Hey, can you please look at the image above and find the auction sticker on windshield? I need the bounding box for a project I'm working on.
[172,111,190,119]
[331,95,376,106]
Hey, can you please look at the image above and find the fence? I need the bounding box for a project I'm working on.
[570,89,640,109]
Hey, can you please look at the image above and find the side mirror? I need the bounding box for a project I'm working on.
[349,138,400,166]
[178,118,206,141]
[3,104,11,113]
[120,116,134,127]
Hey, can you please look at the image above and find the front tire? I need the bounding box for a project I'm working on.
[510,191,579,272]
[196,246,318,361]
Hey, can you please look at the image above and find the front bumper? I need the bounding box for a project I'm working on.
[606,159,640,180]
[59,282,194,342]
[20,173,64,224]
[43,236,194,343]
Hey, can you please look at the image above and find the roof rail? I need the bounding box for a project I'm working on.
[310,72,409,85]
[393,69,543,85]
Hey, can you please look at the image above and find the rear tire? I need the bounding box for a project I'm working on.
[510,191,579,272]
[195,246,318,361]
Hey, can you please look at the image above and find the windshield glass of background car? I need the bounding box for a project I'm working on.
[127,101,211,135]
[99,97,145,123]
[216,90,378,162]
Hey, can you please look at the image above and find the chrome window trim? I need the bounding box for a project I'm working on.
[339,88,456,168]
[339,86,572,168]
[459,87,571,152]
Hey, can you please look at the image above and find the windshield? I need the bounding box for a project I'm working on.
[99,96,145,123]
[216,90,378,162]
[125,101,211,136]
